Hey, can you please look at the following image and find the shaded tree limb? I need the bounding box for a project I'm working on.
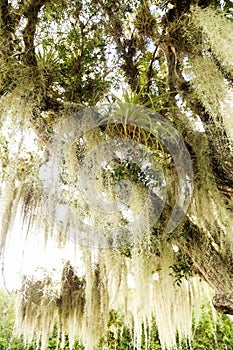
[179,219,233,314]
[97,0,139,91]
[22,0,48,66]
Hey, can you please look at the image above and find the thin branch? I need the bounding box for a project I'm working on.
[146,40,161,93]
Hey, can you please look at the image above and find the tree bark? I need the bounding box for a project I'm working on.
[179,219,233,314]
[23,0,48,66]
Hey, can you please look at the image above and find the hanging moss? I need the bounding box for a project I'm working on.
[0,97,225,350]
[191,5,233,74]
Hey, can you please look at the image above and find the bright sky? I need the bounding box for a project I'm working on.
[0,115,85,291]
[1,211,85,292]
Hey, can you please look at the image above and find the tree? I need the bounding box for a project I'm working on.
[1,0,233,349]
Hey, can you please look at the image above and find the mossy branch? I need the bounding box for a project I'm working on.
[22,0,48,66]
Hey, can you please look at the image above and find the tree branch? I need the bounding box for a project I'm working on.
[213,293,233,315]
[23,0,48,66]
[146,41,161,93]
[97,0,139,91]
[182,220,233,293]
[0,0,21,55]
[0,0,10,30]
[178,219,233,314]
